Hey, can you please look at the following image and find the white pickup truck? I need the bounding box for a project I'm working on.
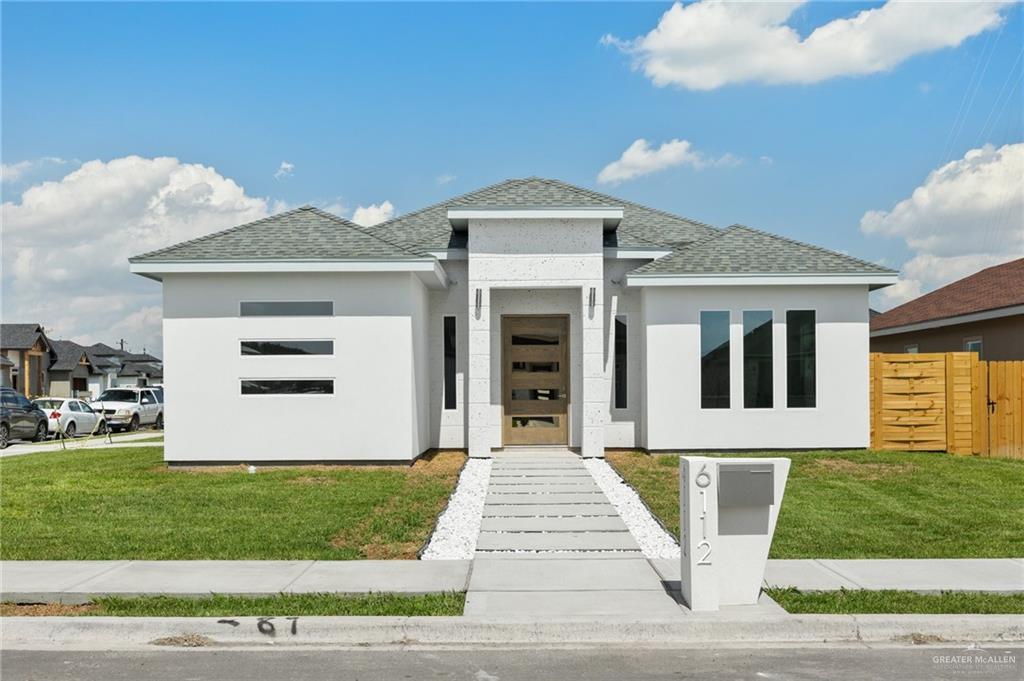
[92,387,164,432]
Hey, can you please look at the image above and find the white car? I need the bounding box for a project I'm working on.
[33,397,107,438]
[92,388,164,432]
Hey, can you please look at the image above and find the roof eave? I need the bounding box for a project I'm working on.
[870,303,1024,337]
[129,257,449,289]
[626,272,899,288]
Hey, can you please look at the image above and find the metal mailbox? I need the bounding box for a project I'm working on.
[717,463,774,507]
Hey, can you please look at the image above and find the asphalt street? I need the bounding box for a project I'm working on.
[3,646,1021,681]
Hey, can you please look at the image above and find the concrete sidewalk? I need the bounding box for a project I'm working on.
[3,558,1020,605]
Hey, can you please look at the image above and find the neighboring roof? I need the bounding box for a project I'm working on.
[872,258,1024,331]
[131,206,421,262]
[0,323,51,350]
[50,340,92,372]
[119,361,163,378]
[630,225,895,277]
[123,352,161,363]
[370,177,718,251]
[87,342,126,357]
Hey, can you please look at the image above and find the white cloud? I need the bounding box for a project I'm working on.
[1,156,70,184]
[861,142,1024,308]
[351,200,395,226]
[436,174,456,186]
[597,138,738,185]
[1,155,270,354]
[274,160,295,180]
[604,1,1009,90]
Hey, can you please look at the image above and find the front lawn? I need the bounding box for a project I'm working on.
[767,588,1024,615]
[0,447,463,560]
[607,450,1024,559]
[0,592,465,617]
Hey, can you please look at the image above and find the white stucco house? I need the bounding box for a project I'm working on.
[130,178,897,464]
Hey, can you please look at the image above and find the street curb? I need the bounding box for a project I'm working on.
[2,615,1022,649]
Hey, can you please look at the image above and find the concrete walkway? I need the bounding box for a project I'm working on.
[0,432,163,458]
[467,449,681,617]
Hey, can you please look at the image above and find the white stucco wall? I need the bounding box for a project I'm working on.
[161,271,428,462]
[641,284,870,450]
[603,259,646,449]
[465,218,606,456]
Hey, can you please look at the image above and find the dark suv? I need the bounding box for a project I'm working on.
[1,387,49,449]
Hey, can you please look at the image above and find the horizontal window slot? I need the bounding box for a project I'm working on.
[509,346,561,362]
[240,301,333,317]
[241,340,333,356]
[509,373,564,389]
[508,399,566,416]
[241,379,334,395]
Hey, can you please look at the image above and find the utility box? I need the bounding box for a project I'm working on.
[679,456,790,612]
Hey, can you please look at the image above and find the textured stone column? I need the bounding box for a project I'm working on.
[581,284,606,458]
[467,284,491,457]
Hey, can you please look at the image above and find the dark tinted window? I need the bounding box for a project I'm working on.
[701,311,730,409]
[241,340,334,356]
[443,317,456,410]
[743,310,773,409]
[241,380,334,395]
[614,316,627,409]
[240,301,333,316]
[786,310,816,408]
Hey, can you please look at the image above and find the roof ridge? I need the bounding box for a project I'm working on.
[727,223,895,273]
[536,177,719,232]
[301,206,422,257]
[369,177,524,234]
[130,205,316,261]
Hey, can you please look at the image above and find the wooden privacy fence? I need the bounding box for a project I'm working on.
[870,352,1023,459]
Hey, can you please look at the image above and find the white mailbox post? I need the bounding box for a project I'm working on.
[679,456,791,611]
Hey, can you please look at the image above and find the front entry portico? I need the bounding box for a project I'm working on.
[502,315,569,446]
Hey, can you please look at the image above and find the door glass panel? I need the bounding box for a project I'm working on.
[511,416,560,428]
[511,388,562,401]
[512,361,559,373]
[511,333,558,346]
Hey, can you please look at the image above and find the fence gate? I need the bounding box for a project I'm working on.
[979,360,1024,459]
[870,352,1023,459]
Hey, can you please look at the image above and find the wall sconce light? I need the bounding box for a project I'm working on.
[588,287,596,310]
[475,288,482,314]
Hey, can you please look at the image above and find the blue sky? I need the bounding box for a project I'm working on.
[2,2,1022,352]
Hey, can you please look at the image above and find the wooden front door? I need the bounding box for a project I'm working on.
[502,315,569,446]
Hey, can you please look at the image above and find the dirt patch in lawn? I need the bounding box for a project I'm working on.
[806,457,916,480]
[288,476,338,486]
[0,602,99,616]
[410,450,465,477]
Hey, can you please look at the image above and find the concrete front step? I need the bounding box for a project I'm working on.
[486,483,602,494]
[486,492,609,505]
[480,516,629,532]
[476,531,641,552]
[481,503,619,517]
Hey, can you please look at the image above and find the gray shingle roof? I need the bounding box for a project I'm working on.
[630,225,895,276]
[119,361,162,378]
[0,323,49,350]
[370,177,718,251]
[50,340,91,372]
[131,206,421,262]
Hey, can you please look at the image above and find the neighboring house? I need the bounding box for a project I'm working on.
[48,340,97,398]
[0,355,13,388]
[130,177,897,464]
[0,323,56,398]
[113,357,164,387]
[871,258,1024,360]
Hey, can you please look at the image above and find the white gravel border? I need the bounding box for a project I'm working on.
[584,458,681,559]
[420,458,492,560]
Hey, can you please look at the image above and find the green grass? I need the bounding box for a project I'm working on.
[0,447,463,560]
[767,588,1024,614]
[2,592,465,617]
[607,450,1024,559]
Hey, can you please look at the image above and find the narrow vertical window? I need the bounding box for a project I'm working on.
[700,311,730,409]
[614,315,627,409]
[786,310,816,408]
[743,311,773,408]
[443,316,456,410]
